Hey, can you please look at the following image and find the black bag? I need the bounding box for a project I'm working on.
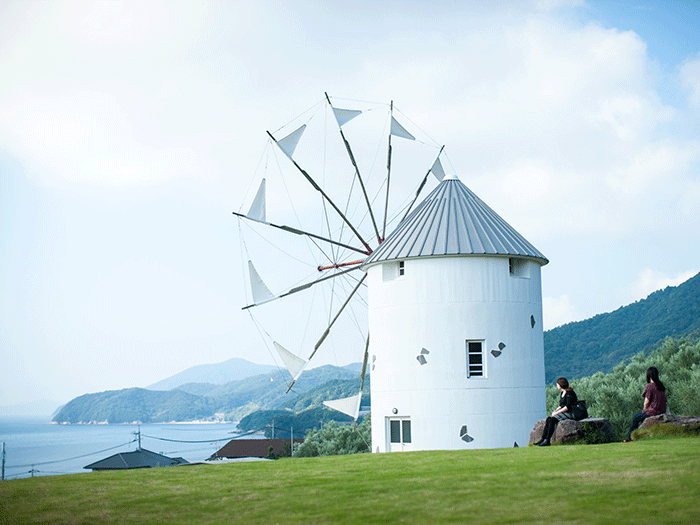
[573,400,588,420]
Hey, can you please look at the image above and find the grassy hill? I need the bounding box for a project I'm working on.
[2,438,699,524]
[544,271,700,382]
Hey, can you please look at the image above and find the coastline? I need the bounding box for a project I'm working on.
[49,419,238,426]
[0,417,247,479]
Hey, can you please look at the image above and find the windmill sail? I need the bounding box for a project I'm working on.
[390,117,415,140]
[248,260,275,305]
[274,341,307,379]
[332,107,362,128]
[323,392,362,420]
[430,157,446,181]
[276,124,306,158]
[247,179,266,221]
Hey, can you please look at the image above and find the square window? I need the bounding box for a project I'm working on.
[509,258,530,278]
[398,261,405,276]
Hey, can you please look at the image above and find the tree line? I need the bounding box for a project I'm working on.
[298,333,700,456]
[546,333,700,439]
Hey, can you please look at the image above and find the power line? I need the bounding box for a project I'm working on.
[4,427,271,478]
[6,439,138,469]
[140,427,267,444]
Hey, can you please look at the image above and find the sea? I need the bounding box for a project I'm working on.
[0,416,254,480]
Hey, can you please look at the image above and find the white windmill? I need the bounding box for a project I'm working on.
[361,174,548,451]
[235,95,547,450]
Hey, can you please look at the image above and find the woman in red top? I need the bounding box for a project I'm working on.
[624,366,667,442]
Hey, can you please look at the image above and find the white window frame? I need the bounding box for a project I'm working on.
[466,340,485,378]
[387,417,412,451]
[509,258,530,278]
[383,261,405,282]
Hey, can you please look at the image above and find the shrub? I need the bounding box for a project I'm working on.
[546,334,700,441]
[295,417,371,457]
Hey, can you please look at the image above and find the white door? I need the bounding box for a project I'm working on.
[387,417,412,452]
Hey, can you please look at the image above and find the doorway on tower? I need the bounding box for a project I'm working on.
[387,416,412,452]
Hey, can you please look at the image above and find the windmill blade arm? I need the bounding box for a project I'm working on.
[267,131,373,253]
[325,93,381,243]
[233,211,370,255]
[338,129,381,243]
[360,334,370,392]
[400,145,445,224]
[282,265,361,297]
[309,273,367,360]
[242,264,362,310]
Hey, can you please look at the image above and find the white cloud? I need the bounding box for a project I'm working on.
[543,294,579,329]
[680,54,700,110]
[0,1,227,189]
[532,0,586,13]
[2,0,700,406]
[628,268,698,301]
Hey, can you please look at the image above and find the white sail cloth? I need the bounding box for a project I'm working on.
[323,392,362,420]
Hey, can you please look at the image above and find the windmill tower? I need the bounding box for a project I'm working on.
[361,174,548,451]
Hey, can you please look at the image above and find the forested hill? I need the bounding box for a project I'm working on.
[53,364,360,424]
[544,271,700,383]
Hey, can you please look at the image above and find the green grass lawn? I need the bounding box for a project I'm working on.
[2,438,699,524]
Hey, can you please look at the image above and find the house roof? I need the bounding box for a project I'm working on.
[84,448,189,471]
[361,175,548,269]
[213,439,303,459]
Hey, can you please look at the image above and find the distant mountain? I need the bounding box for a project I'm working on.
[204,364,360,420]
[278,376,370,413]
[147,358,277,390]
[53,364,362,424]
[54,272,700,424]
[544,271,700,383]
[53,388,214,424]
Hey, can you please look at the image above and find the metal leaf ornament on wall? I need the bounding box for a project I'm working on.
[491,342,506,357]
[460,425,474,443]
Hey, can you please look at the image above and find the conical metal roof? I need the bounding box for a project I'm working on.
[362,175,548,269]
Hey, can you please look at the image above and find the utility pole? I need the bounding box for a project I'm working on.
[271,419,275,440]
[290,425,294,457]
[133,426,142,450]
[2,442,5,481]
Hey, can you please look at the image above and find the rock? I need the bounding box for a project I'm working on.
[529,418,615,445]
[638,413,700,430]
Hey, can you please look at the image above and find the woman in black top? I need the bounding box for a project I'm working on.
[535,377,577,446]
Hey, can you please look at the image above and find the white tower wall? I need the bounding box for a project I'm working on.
[366,255,545,451]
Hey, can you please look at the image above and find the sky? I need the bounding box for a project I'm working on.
[2,0,700,411]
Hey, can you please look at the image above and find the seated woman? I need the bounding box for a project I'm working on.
[535,377,577,446]
[623,366,667,442]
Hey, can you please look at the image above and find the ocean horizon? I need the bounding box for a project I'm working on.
[0,416,253,480]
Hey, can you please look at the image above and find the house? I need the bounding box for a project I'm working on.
[212,439,303,459]
[84,448,189,471]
